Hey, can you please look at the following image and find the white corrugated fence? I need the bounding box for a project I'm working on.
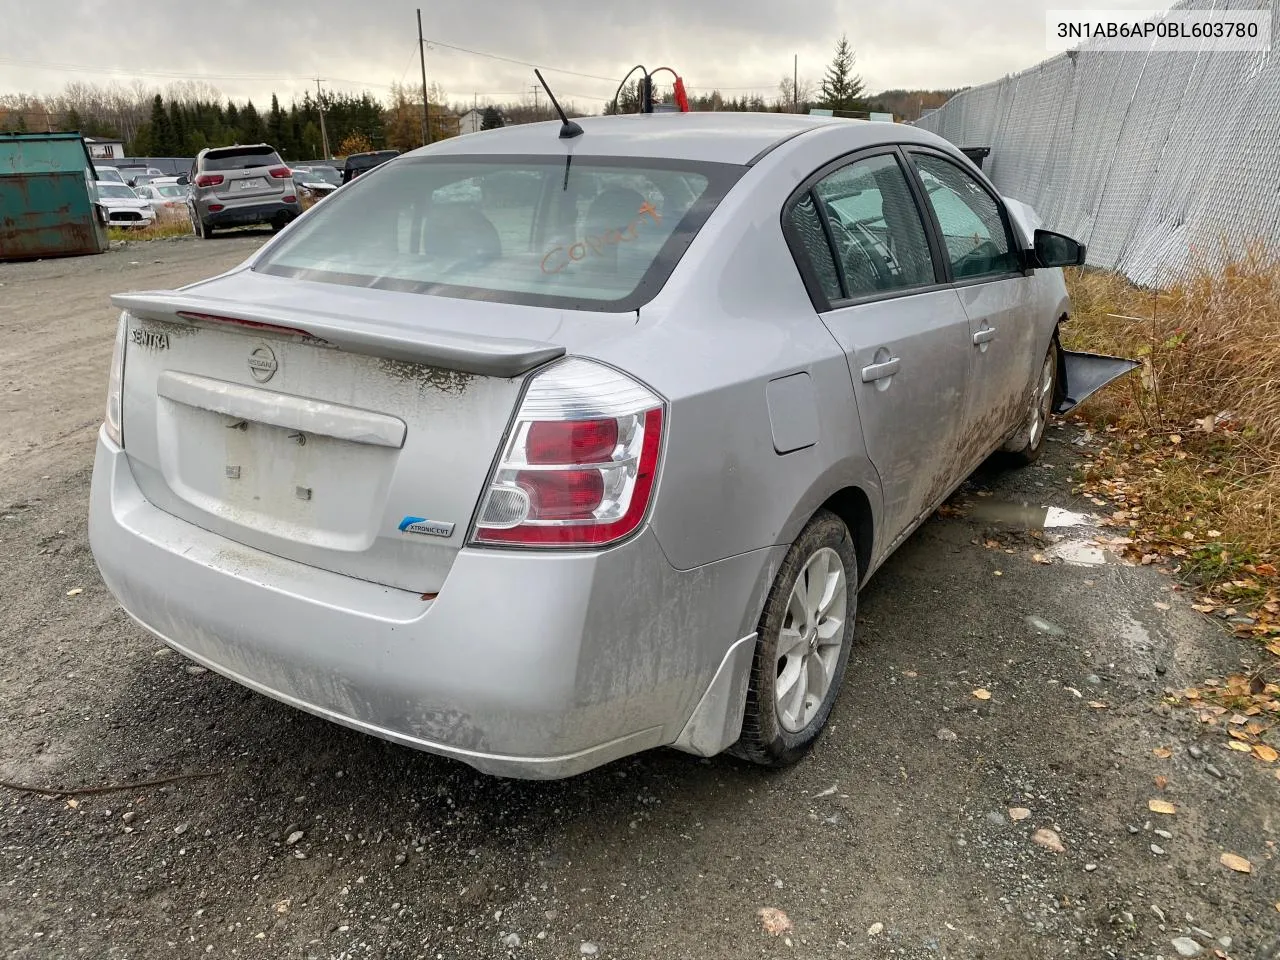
[915,0,1279,286]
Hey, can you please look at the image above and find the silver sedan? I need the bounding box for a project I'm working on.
[89,113,1131,778]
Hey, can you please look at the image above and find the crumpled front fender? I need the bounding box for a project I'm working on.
[1055,350,1141,414]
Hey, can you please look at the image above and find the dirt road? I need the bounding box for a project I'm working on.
[1,239,1275,960]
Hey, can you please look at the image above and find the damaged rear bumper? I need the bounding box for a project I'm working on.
[88,430,773,778]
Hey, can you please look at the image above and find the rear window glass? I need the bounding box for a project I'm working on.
[97,184,139,199]
[203,147,282,171]
[256,154,743,311]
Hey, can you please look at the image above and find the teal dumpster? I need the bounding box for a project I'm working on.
[1,132,108,260]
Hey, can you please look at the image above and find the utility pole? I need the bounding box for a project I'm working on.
[417,8,431,144]
[315,78,331,159]
[793,54,799,113]
[530,84,540,119]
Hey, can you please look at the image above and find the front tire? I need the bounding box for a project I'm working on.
[732,509,857,768]
[1004,338,1059,466]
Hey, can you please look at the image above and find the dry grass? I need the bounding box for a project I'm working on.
[1062,250,1280,581]
[107,219,194,242]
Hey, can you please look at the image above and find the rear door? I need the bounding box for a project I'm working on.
[906,149,1037,468]
[784,149,972,547]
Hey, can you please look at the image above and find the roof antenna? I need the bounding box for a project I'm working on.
[534,69,583,139]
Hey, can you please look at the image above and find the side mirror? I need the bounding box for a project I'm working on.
[1033,229,1086,268]
[177,175,189,186]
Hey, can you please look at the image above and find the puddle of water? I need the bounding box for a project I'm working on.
[1046,539,1108,566]
[1025,615,1067,636]
[964,501,1093,530]
[1120,617,1151,651]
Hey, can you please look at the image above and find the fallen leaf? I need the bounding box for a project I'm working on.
[1064,686,1083,698]
[1032,828,1065,853]
[973,688,992,701]
[1032,553,1052,565]
[993,570,1003,576]
[903,670,918,678]
[1088,701,1108,709]
[1154,775,1168,790]
[1169,434,1182,444]
[1192,604,1217,613]
[1220,852,1252,874]
[1148,799,1176,815]
[1256,563,1277,577]
[758,907,793,936]
[1154,601,1171,611]
[811,784,838,798]
[1153,747,1172,759]
[1208,529,1222,538]
[1228,741,1253,752]
[65,588,83,597]
[65,798,79,809]
[1008,807,1031,821]
[1254,744,1278,763]
[1229,728,1252,742]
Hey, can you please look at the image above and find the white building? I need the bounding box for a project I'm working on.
[84,137,124,161]
[458,109,484,135]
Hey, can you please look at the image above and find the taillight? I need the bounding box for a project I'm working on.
[281,195,297,203]
[472,359,664,548]
[207,203,225,212]
[268,167,292,179]
[194,174,223,187]
[104,313,127,447]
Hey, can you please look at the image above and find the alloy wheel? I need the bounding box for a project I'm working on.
[774,547,848,733]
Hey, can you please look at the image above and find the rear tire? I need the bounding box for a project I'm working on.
[732,509,857,768]
[1004,338,1059,467]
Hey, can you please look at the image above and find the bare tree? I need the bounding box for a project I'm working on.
[777,75,815,113]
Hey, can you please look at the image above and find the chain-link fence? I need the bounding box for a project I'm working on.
[915,0,1279,286]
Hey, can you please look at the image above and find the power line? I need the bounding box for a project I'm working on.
[421,38,620,84]
[0,56,398,91]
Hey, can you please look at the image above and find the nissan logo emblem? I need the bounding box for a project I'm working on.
[247,345,278,383]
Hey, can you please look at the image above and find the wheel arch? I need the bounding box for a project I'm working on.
[818,485,875,587]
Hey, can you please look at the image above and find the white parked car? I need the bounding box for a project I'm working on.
[94,182,155,228]
[133,182,189,219]
[95,166,126,185]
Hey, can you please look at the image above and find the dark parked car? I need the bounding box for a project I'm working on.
[341,150,399,184]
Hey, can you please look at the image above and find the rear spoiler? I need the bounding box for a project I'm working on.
[110,291,566,379]
[1056,350,1140,414]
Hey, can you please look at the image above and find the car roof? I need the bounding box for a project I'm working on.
[418,112,855,165]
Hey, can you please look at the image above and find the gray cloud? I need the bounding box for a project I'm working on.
[4,0,1170,108]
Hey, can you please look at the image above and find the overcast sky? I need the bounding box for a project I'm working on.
[3,0,1170,109]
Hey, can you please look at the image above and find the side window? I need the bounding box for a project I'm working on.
[786,193,841,302]
[812,153,936,298]
[910,153,1017,280]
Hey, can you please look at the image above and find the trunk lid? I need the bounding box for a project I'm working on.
[116,269,623,593]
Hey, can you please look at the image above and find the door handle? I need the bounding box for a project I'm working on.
[972,327,997,345]
[860,357,901,382]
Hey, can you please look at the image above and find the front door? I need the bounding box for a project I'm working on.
[908,150,1037,469]
[784,151,973,548]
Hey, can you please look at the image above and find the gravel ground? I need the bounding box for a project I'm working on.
[1,237,1276,960]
